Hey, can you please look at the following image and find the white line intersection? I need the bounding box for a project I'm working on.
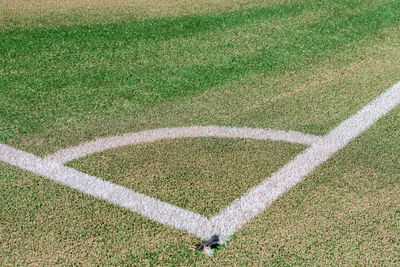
[1,81,400,241]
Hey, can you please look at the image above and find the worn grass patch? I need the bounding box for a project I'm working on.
[68,137,305,217]
[0,0,288,29]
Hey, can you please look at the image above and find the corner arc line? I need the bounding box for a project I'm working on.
[44,126,322,164]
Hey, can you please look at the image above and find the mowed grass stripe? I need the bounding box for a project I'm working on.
[0,0,291,29]
[1,0,400,142]
[67,137,305,217]
[0,1,308,41]
[11,27,400,157]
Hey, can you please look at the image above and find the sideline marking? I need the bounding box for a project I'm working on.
[45,126,322,163]
[1,81,400,240]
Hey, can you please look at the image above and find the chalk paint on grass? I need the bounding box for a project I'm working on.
[44,126,322,164]
[1,81,400,241]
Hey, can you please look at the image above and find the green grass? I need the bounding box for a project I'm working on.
[67,137,305,217]
[215,106,400,265]
[1,0,400,151]
[1,0,400,264]
[2,105,399,265]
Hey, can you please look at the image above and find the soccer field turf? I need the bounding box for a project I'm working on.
[1,0,400,264]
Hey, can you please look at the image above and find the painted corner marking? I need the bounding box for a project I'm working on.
[44,126,322,164]
[1,81,400,240]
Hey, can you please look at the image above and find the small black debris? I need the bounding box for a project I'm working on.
[196,235,223,256]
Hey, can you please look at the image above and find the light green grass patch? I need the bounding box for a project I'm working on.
[67,137,305,217]
[0,0,289,29]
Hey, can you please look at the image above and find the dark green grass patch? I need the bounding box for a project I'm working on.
[1,0,400,145]
[67,138,305,217]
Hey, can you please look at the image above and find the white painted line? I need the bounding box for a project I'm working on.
[45,126,322,164]
[1,81,399,242]
[210,81,400,239]
[0,144,212,239]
